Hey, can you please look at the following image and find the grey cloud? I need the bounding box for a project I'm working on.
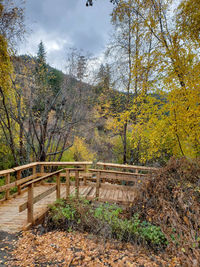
[17,0,113,70]
[15,0,113,70]
[72,29,104,53]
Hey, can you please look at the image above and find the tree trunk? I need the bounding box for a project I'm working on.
[0,87,18,165]
[123,122,127,164]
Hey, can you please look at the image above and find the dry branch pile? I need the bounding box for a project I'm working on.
[131,157,200,266]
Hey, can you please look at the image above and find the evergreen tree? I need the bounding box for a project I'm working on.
[36,41,47,87]
[37,41,46,63]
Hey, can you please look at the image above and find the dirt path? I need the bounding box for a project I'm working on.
[0,231,21,267]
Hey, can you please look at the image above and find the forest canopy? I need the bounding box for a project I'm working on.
[0,0,199,169]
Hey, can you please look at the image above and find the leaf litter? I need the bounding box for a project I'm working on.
[7,230,177,267]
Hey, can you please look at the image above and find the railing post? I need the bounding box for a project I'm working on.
[75,170,79,199]
[17,170,21,194]
[66,169,70,199]
[56,173,61,199]
[27,183,34,224]
[40,164,44,174]
[40,165,45,185]
[32,165,36,175]
[5,173,10,200]
[96,171,100,198]
[32,165,37,187]
[83,165,87,186]
[103,164,106,183]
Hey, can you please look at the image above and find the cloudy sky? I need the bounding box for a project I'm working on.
[16,0,114,72]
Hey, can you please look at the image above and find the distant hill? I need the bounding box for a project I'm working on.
[12,54,96,106]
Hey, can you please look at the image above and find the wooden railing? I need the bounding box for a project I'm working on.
[0,162,92,202]
[0,163,39,201]
[0,161,159,226]
[86,162,159,200]
[18,168,84,225]
[0,161,158,201]
[96,162,159,173]
[88,169,148,200]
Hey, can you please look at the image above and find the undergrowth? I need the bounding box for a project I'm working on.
[44,197,167,251]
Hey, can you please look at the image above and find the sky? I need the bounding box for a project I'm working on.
[15,0,114,72]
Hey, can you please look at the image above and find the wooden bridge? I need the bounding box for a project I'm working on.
[0,162,158,232]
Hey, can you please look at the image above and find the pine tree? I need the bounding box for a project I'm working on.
[36,41,47,87]
[37,41,46,63]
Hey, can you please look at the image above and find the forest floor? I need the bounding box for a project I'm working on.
[0,230,180,267]
[0,231,20,267]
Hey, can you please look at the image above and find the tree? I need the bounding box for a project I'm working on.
[63,136,96,162]
[21,44,83,161]
[102,0,200,162]
[102,0,156,164]
[126,0,200,161]
[0,0,25,167]
[177,0,200,46]
[0,34,18,165]
[10,44,94,163]
[0,0,25,47]
[65,48,90,81]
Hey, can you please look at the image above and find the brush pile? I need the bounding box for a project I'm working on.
[131,157,200,266]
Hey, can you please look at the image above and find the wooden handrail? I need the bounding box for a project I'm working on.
[13,162,39,172]
[0,169,15,176]
[19,185,57,213]
[0,163,40,176]
[37,161,92,166]
[89,168,149,198]
[19,167,84,225]
[0,161,92,200]
[96,162,159,172]
[0,174,38,193]
[89,169,147,176]
[0,163,40,199]
[0,162,92,176]
[24,169,65,187]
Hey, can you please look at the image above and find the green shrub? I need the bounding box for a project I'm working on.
[94,203,122,222]
[139,221,167,246]
[46,198,167,250]
[62,205,76,221]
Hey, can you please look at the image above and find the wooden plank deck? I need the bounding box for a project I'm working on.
[0,184,136,233]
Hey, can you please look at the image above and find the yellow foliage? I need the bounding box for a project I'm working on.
[0,34,12,93]
[110,0,200,163]
[0,31,21,157]
[130,85,200,163]
[63,137,96,162]
[177,0,200,45]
